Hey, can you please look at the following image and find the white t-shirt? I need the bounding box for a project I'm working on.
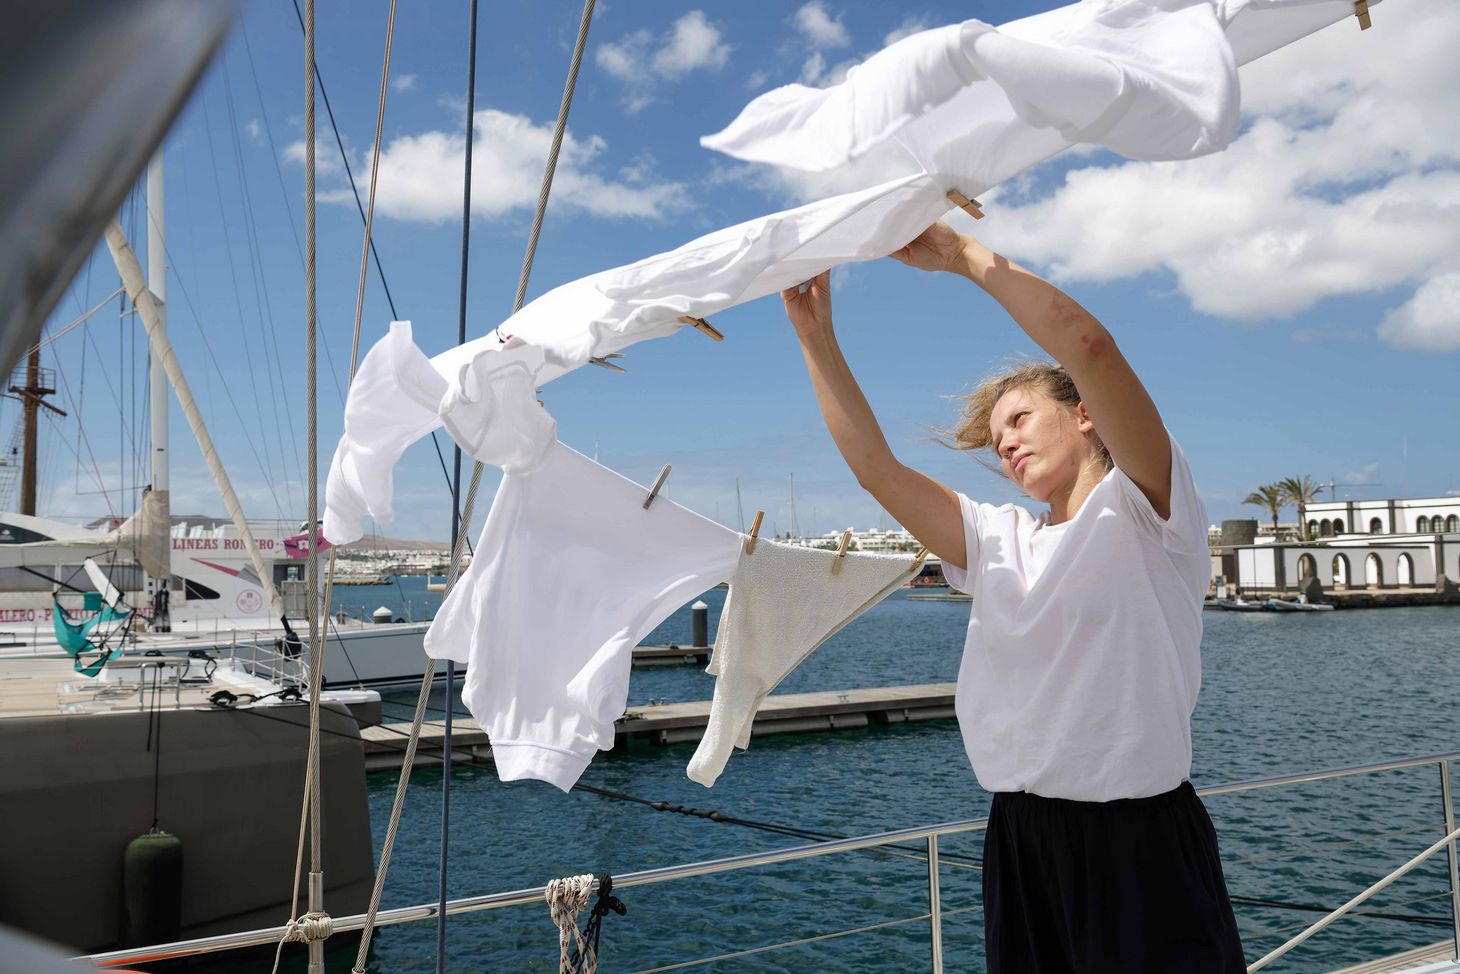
[942,433,1211,802]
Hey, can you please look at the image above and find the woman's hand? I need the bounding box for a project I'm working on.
[781,270,833,340]
[888,220,967,273]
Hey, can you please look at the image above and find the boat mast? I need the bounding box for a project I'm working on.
[104,220,285,625]
[145,153,173,624]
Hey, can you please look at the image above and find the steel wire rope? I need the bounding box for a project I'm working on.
[144,226,292,521]
[627,904,987,974]
[271,0,475,545]
[266,3,333,971]
[1234,888,1455,943]
[235,18,326,491]
[352,4,598,968]
[269,1,397,970]
[437,0,482,966]
[1223,821,1445,869]
[198,93,297,517]
[21,287,124,359]
[47,331,119,520]
[219,49,306,514]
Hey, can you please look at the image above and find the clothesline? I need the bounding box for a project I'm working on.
[323,0,1378,554]
[321,0,1383,792]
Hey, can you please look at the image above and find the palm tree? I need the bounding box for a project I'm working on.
[1244,484,1286,538]
[1279,475,1325,540]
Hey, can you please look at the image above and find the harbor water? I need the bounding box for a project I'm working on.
[325,578,1459,972]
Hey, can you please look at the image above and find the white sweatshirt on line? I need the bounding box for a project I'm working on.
[423,439,741,792]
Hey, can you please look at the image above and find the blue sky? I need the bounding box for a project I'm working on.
[17,0,1458,541]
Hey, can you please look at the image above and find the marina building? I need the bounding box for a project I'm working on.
[1213,494,1460,598]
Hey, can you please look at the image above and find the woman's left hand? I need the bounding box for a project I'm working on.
[889,221,967,273]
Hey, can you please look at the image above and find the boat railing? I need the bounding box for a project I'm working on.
[83,751,1460,972]
[221,629,308,690]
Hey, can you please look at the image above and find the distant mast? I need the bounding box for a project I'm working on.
[145,152,172,619]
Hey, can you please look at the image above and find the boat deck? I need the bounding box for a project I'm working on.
[0,656,267,718]
[1330,940,1460,973]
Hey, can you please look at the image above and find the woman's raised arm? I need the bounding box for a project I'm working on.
[783,271,968,571]
[894,222,1173,519]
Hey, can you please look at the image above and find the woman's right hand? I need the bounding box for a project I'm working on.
[781,270,834,341]
[888,220,967,273]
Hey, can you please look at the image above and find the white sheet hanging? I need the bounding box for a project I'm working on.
[322,0,1377,543]
[702,0,1375,175]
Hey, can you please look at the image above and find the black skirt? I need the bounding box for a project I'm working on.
[983,781,1245,974]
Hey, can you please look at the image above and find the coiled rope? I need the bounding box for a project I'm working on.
[547,874,596,973]
[350,1,599,971]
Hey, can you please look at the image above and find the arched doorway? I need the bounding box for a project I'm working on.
[1448,515,1459,533]
[1298,553,1318,581]
[1332,554,1350,590]
[1365,554,1384,589]
[1398,553,1414,587]
[1333,518,1345,534]
[1320,519,1333,537]
[1308,519,1320,538]
[1369,518,1383,534]
[1417,516,1430,532]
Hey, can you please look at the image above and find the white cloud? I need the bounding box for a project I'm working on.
[794,2,850,49]
[1342,463,1381,485]
[953,0,1460,346]
[316,108,691,223]
[596,11,730,111]
[799,52,825,86]
[391,73,417,93]
[883,16,930,47]
[283,134,344,176]
[653,10,730,77]
[245,119,263,145]
[1377,271,1460,351]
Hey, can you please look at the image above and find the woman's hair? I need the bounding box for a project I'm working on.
[940,360,1112,473]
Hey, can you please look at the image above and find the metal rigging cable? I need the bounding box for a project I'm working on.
[351,2,600,970]
[278,0,476,547]
[439,0,480,967]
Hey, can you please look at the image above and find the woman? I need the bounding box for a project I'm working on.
[782,221,1244,973]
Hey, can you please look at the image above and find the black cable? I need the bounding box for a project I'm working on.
[208,704,1459,931]
[284,0,474,543]
[1230,894,1451,928]
[146,665,164,829]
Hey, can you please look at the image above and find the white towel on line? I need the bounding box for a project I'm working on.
[686,541,917,787]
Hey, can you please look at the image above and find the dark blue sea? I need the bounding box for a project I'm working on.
[323,577,1460,973]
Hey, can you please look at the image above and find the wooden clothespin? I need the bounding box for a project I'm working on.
[1354,0,1371,29]
[946,189,984,220]
[589,353,626,373]
[911,546,930,574]
[744,511,764,555]
[642,464,671,509]
[678,315,725,342]
[831,529,852,575]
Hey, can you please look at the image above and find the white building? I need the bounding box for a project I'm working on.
[1217,494,1460,595]
[1303,495,1460,538]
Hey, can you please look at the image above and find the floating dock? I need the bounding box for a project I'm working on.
[631,644,711,667]
[359,682,957,771]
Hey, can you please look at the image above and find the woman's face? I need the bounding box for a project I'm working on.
[988,384,1094,502]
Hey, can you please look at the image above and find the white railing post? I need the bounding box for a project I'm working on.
[927,834,943,974]
[1441,761,1460,961]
